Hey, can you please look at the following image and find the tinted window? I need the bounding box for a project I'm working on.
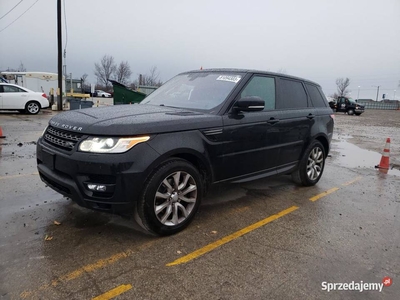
[278,79,308,109]
[306,84,328,107]
[240,76,275,110]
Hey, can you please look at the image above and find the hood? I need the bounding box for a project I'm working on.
[48,104,222,135]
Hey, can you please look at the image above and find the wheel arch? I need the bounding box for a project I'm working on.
[144,148,214,193]
[315,135,330,157]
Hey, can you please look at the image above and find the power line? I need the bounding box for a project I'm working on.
[0,0,40,33]
[0,0,24,20]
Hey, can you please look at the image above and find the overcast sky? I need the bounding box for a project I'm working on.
[1,0,399,100]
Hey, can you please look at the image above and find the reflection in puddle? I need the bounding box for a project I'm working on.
[331,138,400,176]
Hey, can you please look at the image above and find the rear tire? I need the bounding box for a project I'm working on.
[135,159,203,236]
[292,140,326,186]
[25,101,40,115]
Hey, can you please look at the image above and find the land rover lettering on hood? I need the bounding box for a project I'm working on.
[36,69,334,235]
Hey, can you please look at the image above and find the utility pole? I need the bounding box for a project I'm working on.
[373,85,380,101]
[57,0,63,110]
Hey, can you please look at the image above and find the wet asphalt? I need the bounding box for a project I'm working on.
[0,108,399,300]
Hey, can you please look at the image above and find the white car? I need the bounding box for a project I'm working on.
[95,90,112,97]
[0,83,49,114]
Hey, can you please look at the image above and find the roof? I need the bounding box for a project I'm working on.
[181,68,321,87]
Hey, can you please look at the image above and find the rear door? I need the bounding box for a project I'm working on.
[275,78,316,169]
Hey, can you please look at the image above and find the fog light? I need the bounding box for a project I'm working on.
[86,184,107,192]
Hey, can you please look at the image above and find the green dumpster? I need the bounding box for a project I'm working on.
[109,80,147,105]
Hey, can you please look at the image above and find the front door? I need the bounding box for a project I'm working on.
[1,85,28,109]
[218,75,281,181]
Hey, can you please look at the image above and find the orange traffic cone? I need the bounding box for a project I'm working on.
[375,138,390,169]
[0,126,5,138]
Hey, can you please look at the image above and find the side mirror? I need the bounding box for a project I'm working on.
[233,96,265,112]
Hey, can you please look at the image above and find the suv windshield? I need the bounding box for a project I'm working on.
[141,72,244,113]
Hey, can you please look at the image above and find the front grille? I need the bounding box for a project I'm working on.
[44,126,83,151]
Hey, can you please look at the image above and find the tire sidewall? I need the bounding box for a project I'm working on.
[138,159,203,235]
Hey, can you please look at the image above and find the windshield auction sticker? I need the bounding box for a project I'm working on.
[216,75,241,83]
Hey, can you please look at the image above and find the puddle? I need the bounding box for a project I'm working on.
[330,138,400,176]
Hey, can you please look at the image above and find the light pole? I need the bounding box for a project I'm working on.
[394,90,396,100]
[357,86,360,101]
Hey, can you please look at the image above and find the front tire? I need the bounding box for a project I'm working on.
[347,109,354,115]
[136,159,203,236]
[25,101,40,115]
[292,140,326,186]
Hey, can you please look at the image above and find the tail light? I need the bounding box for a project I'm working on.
[330,114,335,121]
[42,93,47,98]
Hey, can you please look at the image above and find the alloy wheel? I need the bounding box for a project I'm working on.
[306,147,324,180]
[154,171,197,226]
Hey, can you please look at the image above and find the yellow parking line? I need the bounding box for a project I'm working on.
[166,206,299,267]
[342,176,362,186]
[20,241,154,299]
[309,187,339,202]
[0,172,39,180]
[92,284,132,300]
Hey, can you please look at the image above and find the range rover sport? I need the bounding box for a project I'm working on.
[36,69,334,235]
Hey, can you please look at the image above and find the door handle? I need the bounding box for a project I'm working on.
[267,117,279,124]
[307,114,315,119]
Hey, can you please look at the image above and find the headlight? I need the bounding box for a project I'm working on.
[78,136,150,153]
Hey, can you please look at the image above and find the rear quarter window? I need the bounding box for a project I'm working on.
[306,84,328,108]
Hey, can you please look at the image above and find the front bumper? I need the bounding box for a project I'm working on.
[355,107,365,114]
[36,138,159,215]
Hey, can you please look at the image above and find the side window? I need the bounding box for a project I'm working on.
[305,84,328,108]
[3,86,24,93]
[278,79,308,109]
[240,76,275,110]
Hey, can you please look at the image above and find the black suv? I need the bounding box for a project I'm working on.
[36,69,334,235]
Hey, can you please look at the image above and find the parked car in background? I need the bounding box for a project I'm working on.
[0,83,49,114]
[95,90,112,97]
[334,96,365,115]
[37,69,334,236]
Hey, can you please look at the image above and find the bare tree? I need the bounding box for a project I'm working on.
[115,61,132,85]
[6,62,26,72]
[18,62,26,72]
[141,66,163,87]
[81,73,88,85]
[94,55,116,89]
[336,77,351,97]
